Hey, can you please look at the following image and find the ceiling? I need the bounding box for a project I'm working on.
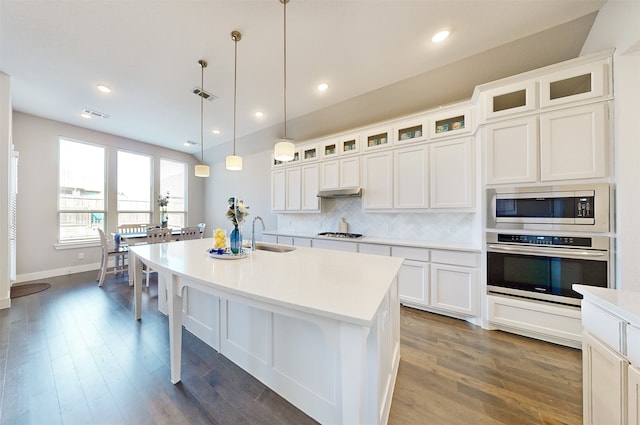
[0,0,606,158]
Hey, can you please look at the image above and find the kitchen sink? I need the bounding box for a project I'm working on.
[253,242,296,253]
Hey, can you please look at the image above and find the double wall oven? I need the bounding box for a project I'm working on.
[486,183,613,306]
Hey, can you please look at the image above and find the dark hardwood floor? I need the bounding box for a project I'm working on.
[0,271,582,425]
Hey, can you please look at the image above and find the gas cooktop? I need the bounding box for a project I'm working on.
[317,232,363,239]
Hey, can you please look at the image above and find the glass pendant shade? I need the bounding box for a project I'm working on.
[225,155,243,171]
[195,164,210,177]
[274,139,295,161]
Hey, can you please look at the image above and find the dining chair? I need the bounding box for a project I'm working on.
[180,226,200,240]
[141,227,172,286]
[117,223,152,246]
[96,228,128,287]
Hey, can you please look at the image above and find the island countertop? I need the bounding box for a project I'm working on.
[129,238,404,327]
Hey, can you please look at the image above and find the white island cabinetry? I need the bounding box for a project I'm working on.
[130,240,403,425]
[573,285,640,425]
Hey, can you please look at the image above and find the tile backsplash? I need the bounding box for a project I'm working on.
[276,198,480,245]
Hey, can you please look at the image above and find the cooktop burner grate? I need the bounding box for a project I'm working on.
[317,232,363,239]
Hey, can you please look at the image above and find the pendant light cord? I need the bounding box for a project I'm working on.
[233,34,238,155]
[283,0,288,139]
[199,60,206,165]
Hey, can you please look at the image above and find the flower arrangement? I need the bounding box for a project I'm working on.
[226,197,249,228]
[157,192,170,208]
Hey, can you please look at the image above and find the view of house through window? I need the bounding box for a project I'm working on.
[58,138,106,242]
[160,158,187,229]
[117,150,152,226]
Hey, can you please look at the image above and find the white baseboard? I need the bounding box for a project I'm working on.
[14,262,101,284]
[0,297,10,310]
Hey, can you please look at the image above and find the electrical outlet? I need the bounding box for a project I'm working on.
[78,252,85,260]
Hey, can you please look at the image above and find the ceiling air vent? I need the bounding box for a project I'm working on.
[82,108,110,119]
[193,87,217,102]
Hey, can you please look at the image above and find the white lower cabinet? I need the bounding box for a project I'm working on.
[629,365,640,425]
[583,331,626,425]
[397,259,429,307]
[430,263,478,316]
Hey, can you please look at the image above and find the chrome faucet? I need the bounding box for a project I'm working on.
[252,216,265,251]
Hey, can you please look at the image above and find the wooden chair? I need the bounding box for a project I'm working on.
[141,228,172,286]
[180,226,200,240]
[117,223,152,246]
[96,228,128,287]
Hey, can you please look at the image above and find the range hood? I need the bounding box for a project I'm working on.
[317,187,362,199]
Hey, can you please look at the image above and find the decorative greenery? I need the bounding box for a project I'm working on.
[226,197,249,228]
[157,192,170,208]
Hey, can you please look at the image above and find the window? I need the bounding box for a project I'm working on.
[160,159,187,229]
[58,138,106,242]
[117,150,152,226]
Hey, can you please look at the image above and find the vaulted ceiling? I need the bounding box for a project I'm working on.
[0,1,605,157]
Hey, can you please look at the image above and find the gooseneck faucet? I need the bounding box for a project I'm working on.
[252,216,265,251]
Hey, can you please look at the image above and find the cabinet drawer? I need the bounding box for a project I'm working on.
[431,250,479,268]
[627,325,640,366]
[582,300,626,354]
[391,246,429,262]
[359,243,391,256]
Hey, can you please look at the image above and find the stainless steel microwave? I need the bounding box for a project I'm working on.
[487,183,611,232]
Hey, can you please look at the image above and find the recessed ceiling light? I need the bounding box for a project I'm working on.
[97,84,111,93]
[255,111,264,118]
[432,30,450,43]
[212,129,221,134]
[317,83,328,92]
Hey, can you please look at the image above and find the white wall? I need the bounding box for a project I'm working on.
[0,72,11,308]
[203,149,277,242]
[581,0,640,290]
[11,112,206,282]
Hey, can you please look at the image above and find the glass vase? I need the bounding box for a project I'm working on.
[161,209,168,228]
[230,225,242,254]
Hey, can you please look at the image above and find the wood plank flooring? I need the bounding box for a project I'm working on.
[0,271,582,424]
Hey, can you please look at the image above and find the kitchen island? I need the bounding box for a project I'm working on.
[129,238,404,425]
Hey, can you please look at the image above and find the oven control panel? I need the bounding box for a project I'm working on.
[495,233,592,247]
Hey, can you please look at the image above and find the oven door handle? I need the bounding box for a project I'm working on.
[487,244,609,259]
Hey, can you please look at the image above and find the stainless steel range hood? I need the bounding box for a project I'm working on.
[317,187,362,199]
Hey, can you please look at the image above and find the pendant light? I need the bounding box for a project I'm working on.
[226,31,243,171]
[195,59,210,177]
[273,0,295,162]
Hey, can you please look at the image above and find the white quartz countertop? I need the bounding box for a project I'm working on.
[263,230,481,252]
[130,238,404,326]
[574,285,640,325]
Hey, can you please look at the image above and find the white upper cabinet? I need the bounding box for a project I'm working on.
[362,151,393,210]
[320,156,360,190]
[394,144,429,209]
[271,169,286,212]
[301,163,320,212]
[300,143,319,162]
[539,102,608,182]
[483,80,537,121]
[337,132,360,156]
[393,116,429,146]
[485,116,539,185]
[429,107,472,139]
[362,126,393,152]
[430,137,474,209]
[285,167,302,211]
[540,59,609,109]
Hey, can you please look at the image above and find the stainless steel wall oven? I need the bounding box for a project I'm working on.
[486,232,612,306]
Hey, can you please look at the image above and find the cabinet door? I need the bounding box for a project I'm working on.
[394,144,428,209]
[301,164,320,212]
[320,160,339,190]
[629,365,640,425]
[286,167,301,211]
[430,137,474,209]
[430,263,478,316]
[539,103,607,181]
[340,156,360,188]
[271,169,286,212]
[485,117,538,184]
[362,151,393,210]
[582,331,626,425]
[397,260,429,307]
